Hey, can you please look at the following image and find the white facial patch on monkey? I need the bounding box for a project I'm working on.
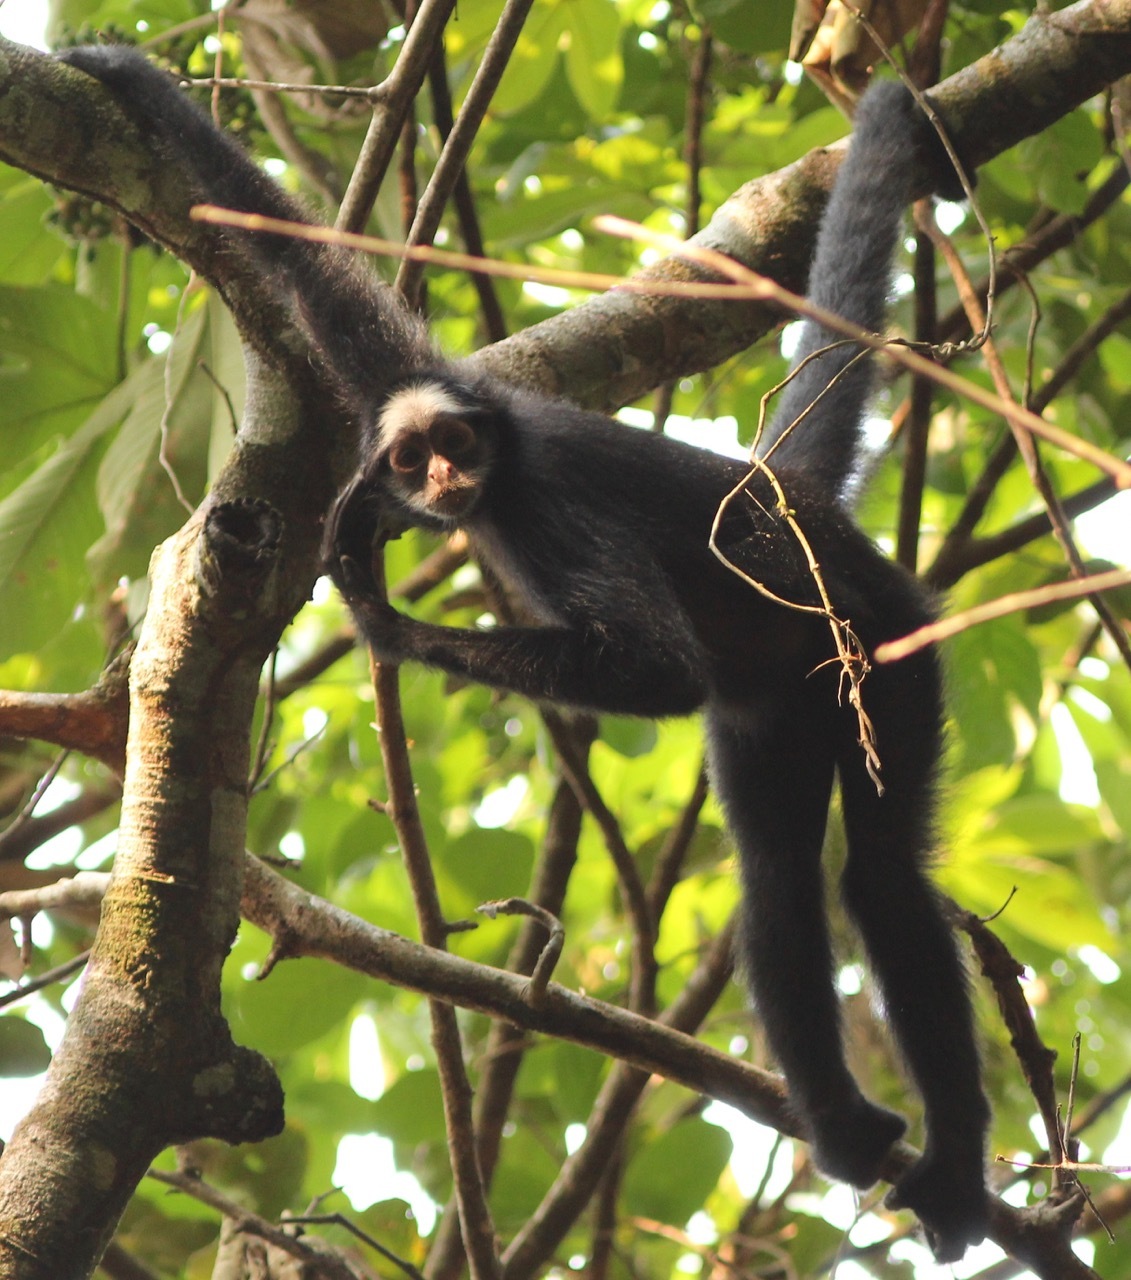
[377,382,470,447]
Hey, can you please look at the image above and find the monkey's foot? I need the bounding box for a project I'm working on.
[808,1096,907,1190]
[886,1149,988,1263]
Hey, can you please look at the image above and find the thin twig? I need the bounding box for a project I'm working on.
[875,566,1131,661]
[184,76,382,100]
[896,203,939,572]
[0,950,89,1010]
[709,414,884,790]
[936,163,1130,345]
[0,784,120,864]
[542,710,657,1014]
[193,202,1131,487]
[426,29,508,340]
[3,751,70,836]
[146,1168,363,1280]
[158,285,198,516]
[426,755,590,1280]
[397,1,420,241]
[922,213,1131,671]
[283,1213,427,1280]
[930,470,1125,587]
[476,898,563,1006]
[645,765,710,924]
[595,213,1131,487]
[396,0,537,305]
[367,556,501,1280]
[651,26,712,433]
[249,649,277,788]
[336,0,457,234]
[499,919,739,1280]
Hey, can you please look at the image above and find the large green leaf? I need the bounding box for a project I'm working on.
[564,0,624,118]
[0,284,120,471]
[0,1015,51,1076]
[224,930,368,1057]
[87,297,237,589]
[622,1115,732,1223]
[697,0,793,54]
[369,1068,449,1181]
[1016,110,1105,214]
[0,378,130,657]
[0,168,66,285]
[945,617,1042,772]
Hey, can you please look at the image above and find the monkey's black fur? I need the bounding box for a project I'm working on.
[59,47,990,1261]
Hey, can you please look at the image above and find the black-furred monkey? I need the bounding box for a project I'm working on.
[59,45,990,1261]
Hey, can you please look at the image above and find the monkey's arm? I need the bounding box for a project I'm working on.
[335,559,707,718]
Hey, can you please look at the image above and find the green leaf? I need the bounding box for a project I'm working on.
[600,715,658,757]
[491,3,567,116]
[1016,110,1104,214]
[87,299,236,589]
[947,854,1112,952]
[1096,757,1131,835]
[224,933,367,1056]
[520,1039,606,1122]
[698,0,793,54]
[622,1115,732,1223]
[0,1015,51,1077]
[370,1068,448,1148]
[564,0,624,119]
[945,617,1042,771]
[0,379,134,657]
[0,168,66,285]
[439,826,536,906]
[0,284,120,471]
[979,793,1101,856]
[488,1123,563,1227]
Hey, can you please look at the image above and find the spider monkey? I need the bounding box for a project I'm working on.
[58,46,990,1261]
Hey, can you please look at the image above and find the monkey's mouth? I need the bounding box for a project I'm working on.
[428,485,478,516]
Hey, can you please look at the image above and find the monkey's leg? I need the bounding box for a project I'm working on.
[838,654,989,1261]
[706,695,906,1189]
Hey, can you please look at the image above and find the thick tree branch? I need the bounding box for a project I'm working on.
[238,855,1074,1279]
[241,853,785,1122]
[0,655,129,773]
[0,502,291,1275]
[473,0,1131,407]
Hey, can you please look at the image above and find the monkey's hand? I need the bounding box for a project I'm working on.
[324,475,386,599]
[329,550,378,604]
[326,475,422,663]
[330,557,415,666]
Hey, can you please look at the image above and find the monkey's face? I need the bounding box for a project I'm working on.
[374,378,496,527]
[385,414,488,521]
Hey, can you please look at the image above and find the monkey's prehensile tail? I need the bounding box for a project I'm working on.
[757,82,933,497]
[57,44,434,408]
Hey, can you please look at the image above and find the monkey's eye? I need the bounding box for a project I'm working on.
[431,416,478,463]
[389,438,428,474]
